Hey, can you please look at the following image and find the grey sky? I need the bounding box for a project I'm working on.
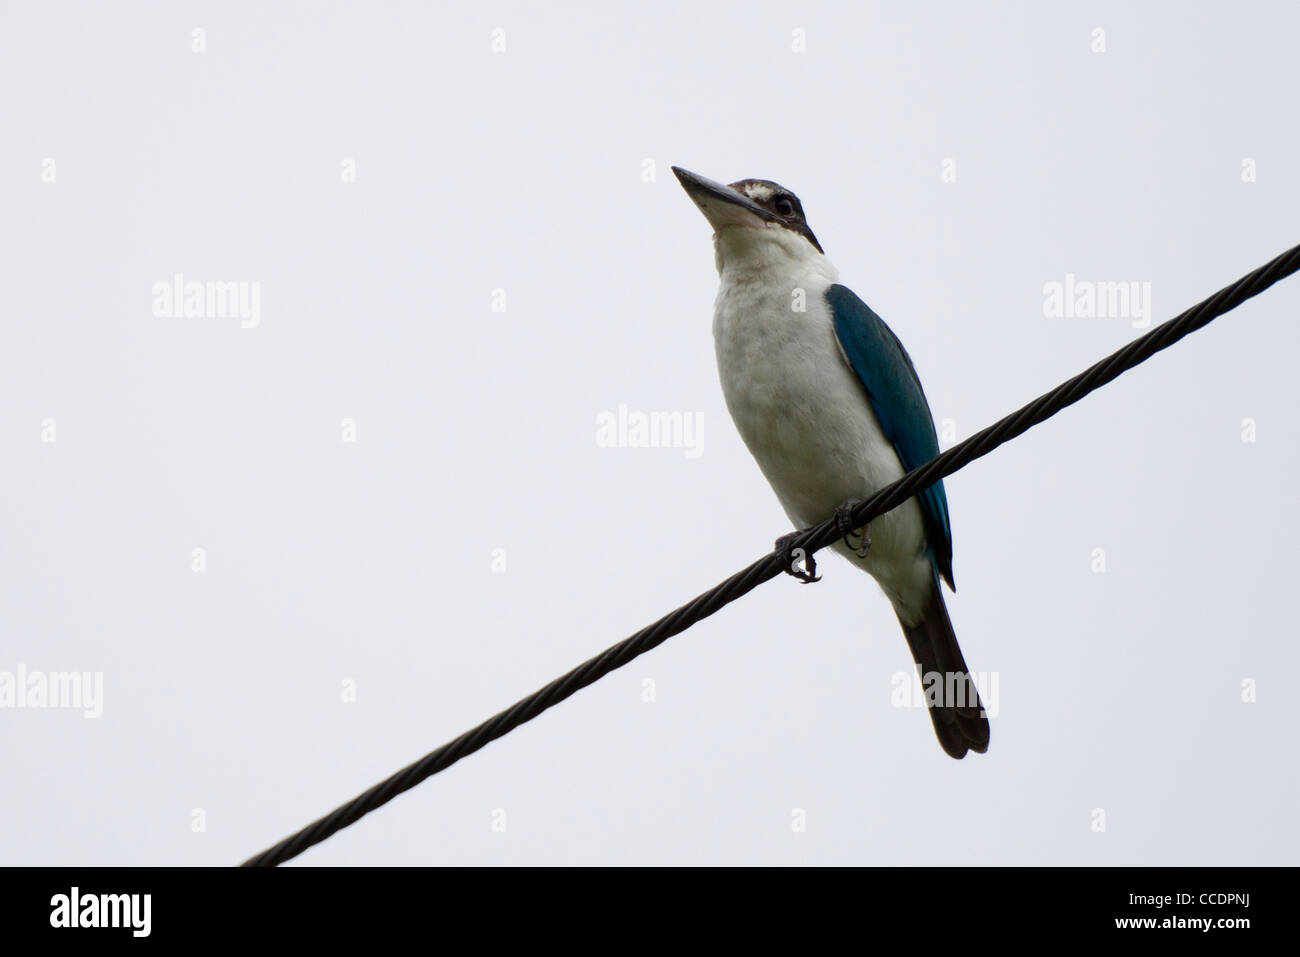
[2,1,1296,865]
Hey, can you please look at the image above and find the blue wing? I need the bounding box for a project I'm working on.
[826,284,954,589]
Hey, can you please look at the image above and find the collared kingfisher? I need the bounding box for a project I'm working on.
[673,167,988,759]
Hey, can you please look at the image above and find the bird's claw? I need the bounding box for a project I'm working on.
[834,500,872,558]
[774,532,821,583]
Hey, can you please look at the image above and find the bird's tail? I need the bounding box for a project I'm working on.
[897,583,990,759]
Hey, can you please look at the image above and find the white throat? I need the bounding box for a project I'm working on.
[712,224,836,286]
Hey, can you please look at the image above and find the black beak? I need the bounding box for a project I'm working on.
[671,166,779,226]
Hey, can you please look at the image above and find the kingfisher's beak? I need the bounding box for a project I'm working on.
[672,166,777,231]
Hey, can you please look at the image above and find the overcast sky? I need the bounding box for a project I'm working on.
[3,1,1297,866]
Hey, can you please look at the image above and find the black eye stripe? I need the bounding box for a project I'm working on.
[728,180,814,241]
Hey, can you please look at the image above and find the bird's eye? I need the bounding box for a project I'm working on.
[774,197,795,217]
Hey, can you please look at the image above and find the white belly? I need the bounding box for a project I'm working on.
[713,262,934,621]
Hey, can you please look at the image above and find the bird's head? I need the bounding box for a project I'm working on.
[672,167,824,271]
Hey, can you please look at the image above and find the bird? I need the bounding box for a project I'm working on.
[672,166,988,759]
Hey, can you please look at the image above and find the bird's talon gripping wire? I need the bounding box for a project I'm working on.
[834,500,872,558]
[774,532,821,583]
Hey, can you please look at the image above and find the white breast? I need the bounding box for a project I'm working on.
[710,224,934,620]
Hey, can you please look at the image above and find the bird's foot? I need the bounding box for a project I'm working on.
[774,531,821,583]
[834,500,872,558]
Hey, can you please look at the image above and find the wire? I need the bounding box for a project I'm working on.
[241,242,1300,866]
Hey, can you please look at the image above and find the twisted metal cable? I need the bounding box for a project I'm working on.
[242,242,1300,866]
